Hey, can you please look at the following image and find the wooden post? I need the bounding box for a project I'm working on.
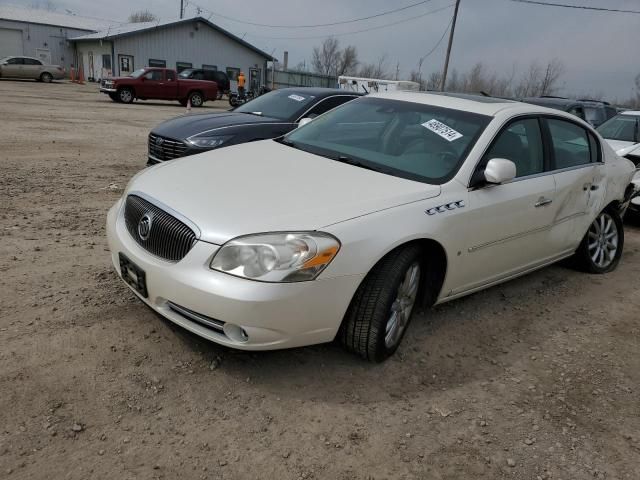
[441,0,461,92]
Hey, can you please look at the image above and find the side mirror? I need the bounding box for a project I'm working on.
[484,158,516,184]
[298,118,313,128]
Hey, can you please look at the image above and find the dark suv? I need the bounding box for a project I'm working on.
[178,69,230,98]
[521,96,617,127]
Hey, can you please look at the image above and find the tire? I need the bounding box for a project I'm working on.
[573,208,624,274]
[188,91,204,107]
[40,72,53,83]
[118,87,134,104]
[229,95,239,107]
[340,245,423,362]
[108,93,119,102]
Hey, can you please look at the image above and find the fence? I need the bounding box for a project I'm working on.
[266,69,338,89]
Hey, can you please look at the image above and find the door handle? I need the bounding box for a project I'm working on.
[535,197,553,208]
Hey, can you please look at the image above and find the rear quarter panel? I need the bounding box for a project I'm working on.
[178,79,218,100]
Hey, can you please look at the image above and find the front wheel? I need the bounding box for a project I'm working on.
[118,87,134,104]
[340,245,423,362]
[40,72,53,83]
[573,209,624,273]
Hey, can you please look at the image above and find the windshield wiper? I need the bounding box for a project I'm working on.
[334,155,386,173]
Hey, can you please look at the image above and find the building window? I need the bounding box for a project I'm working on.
[202,64,217,71]
[176,62,192,73]
[102,54,112,71]
[118,55,134,74]
[226,67,240,81]
[149,59,166,68]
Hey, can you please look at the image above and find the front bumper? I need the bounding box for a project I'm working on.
[106,200,363,350]
[100,87,117,93]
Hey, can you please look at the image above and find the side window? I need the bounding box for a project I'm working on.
[7,57,24,65]
[547,118,591,169]
[24,58,41,65]
[484,118,544,178]
[305,96,357,118]
[166,70,176,81]
[568,105,585,120]
[143,70,163,81]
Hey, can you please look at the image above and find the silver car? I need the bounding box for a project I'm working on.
[0,56,65,82]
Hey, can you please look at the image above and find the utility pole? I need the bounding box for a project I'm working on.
[440,0,461,92]
[180,0,184,19]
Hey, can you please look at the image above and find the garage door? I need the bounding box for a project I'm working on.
[0,28,24,58]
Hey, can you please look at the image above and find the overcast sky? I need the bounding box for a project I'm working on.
[11,0,640,100]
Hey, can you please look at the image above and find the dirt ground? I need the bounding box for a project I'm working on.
[1,79,639,480]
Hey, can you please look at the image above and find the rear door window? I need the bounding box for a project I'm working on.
[546,118,592,169]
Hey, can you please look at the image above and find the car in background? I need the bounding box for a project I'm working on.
[108,92,636,361]
[147,87,361,165]
[179,68,230,99]
[597,111,640,217]
[100,67,218,107]
[521,97,616,127]
[0,56,65,82]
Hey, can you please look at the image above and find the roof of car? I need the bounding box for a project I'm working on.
[277,87,364,97]
[621,110,640,116]
[369,91,526,116]
[520,97,580,108]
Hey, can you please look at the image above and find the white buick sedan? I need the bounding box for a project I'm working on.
[107,92,636,361]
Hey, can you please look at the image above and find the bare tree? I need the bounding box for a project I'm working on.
[358,54,391,79]
[538,58,564,96]
[426,71,443,91]
[128,10,158,23]
[338,45,359,77]
[311,38,358,77]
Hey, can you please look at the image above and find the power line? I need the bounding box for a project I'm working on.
[419,16,454,63]
[189,0,439,28]
[509,0,640,14]
[220,4,455,40]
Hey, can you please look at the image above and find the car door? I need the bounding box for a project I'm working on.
[544,117,605,251]
[138,69,164,99]
[23,58,43,79]
[450,117,559,294]
[2,57,24,77]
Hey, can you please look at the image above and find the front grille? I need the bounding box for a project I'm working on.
[148,133,188,162]
[167,302,225,332]
[124,195,197,262]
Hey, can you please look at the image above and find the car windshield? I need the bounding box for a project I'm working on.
[129,69,146,79]
[234,90,318,120]
[283,97,491,184]
[584,106,606,126]
[597,114,640,143]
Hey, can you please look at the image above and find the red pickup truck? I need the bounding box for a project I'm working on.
[100,67,218,107]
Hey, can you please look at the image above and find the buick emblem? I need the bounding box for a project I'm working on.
[138,213,153,241]
[155,137,164,146]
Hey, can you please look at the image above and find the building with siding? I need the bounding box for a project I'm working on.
[70,18,274,89]
[1,6,274,89]
[0,5,112,69]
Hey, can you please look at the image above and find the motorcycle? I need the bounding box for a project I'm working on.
[228,86,271,107]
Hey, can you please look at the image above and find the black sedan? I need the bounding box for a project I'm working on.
[147,87,361,165]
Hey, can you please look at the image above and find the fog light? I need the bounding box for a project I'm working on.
[223,323,249,343]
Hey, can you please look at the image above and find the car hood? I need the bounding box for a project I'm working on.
[127,140,441,245]
[605,139,639,155]
[152,112,285,139]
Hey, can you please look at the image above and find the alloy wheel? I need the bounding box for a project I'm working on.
[587,212,619,269]
[190,94,203,107]
[120,89,132,103]
[385,262,420,348]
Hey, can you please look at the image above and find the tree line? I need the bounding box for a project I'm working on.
[309,37,640,108]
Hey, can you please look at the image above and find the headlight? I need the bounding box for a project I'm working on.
[187,134,234,148]
[210,232,340,282]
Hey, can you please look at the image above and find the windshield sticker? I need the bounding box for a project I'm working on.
[288,94,306,102]
[422,119,463,142]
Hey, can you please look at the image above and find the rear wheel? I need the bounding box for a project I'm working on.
[573,209,623,273]
[188,91,204,107]
[118,87,134,104]
[340,245,423,362]
[40,72,53,83]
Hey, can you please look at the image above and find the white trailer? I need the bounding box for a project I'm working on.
[338,76,420,94]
